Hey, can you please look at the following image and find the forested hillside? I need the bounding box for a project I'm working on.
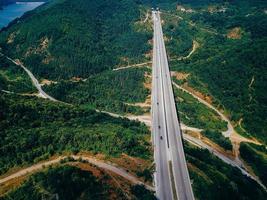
[43,68,150,114]
[0,93,151,175]
[184,142,267,200]
[1,166,111,200]
[0,0,153,115]
[0,0,151,80]
[240,143,267,187]
[0,0,267,199]
[163,0,267,143]
[0,165,156,200]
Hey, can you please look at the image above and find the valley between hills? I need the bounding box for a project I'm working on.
[0,0,266,199]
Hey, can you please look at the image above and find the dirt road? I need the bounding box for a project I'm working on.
[0,155,154,191]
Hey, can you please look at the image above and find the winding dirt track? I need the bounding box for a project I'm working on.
[0,155,154,191]
[172,82,261,146]
[170,40,199,61]
[112,61,152,71]
[3,55,265,191]
[173,82,234,137]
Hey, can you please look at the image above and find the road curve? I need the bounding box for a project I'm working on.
[0,155,154,191]
[172,82,233,137]
[100,108,267,191]
[6,56,57,101]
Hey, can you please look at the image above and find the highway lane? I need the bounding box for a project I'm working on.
[157,11,194,200]
[152,11,173,200]
[152,11,195,200]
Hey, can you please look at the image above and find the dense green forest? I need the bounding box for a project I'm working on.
[0,165,156,200]
[163,0,267,143]
[1,166,110,200]
[240,143,267,187]
[184,142,267,200]
[0,54,36,93]
[0,93,151,175]
[0,0,151,80]
[43,68,150,115]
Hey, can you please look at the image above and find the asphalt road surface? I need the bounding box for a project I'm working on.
[6,56,57,101]
[151,11,195,200]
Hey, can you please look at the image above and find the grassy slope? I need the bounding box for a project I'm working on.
[240,143,267,187]
[185,142,267,200]
[162,0,267,143]
[174,88,227,131]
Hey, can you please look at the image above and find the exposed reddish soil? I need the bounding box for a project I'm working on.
[182,83,213,104]
[171,71,190,80]
[227,27,242,39]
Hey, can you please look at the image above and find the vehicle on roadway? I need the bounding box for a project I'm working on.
[152,10,195,200]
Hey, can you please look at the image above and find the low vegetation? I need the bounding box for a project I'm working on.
[130,185,156,200]
[239,142,267,187]
[174,88,227,131]
[202,129,232,151]
[184,142,267,200]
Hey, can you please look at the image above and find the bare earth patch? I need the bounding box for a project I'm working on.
[176,5,194,13]
[25,37,51,57]
[71,77,87,82]
[40,79,57,86]
[182,83,213,104]
[7,31,18,44]
[109,153,152,184]
[0,174,28,196]
[227,27,242,39]
[171,71,190,80]
[208,6,227,13]
[200,134,234,156]
[70,162,132,199]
